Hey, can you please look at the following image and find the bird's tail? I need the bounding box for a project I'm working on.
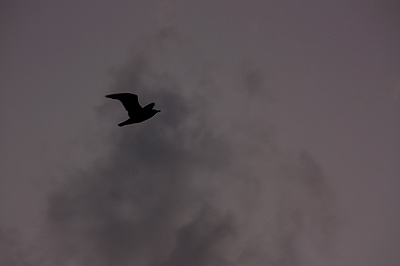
[118,119,131,127]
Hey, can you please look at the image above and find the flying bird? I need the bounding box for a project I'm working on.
[106,93,160,126]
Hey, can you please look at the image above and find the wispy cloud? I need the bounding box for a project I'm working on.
[43,28,335,266]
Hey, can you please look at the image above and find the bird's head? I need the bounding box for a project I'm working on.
[144,103,160,117]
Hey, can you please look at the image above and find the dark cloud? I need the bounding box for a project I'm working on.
[0,228,24,266]
[44,29,335,266]
[0,226,43,266]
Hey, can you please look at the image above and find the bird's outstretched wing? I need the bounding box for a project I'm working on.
[106,93,142,113]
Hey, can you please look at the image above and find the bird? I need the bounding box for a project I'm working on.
[105,93,160,126]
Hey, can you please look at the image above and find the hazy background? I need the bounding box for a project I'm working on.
[1,1,399,265]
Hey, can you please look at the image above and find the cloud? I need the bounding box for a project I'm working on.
[0,226,44,266]
[0,227,25,266]
[44,28,335,266]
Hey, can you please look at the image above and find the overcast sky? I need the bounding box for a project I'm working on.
[1,1,399,265]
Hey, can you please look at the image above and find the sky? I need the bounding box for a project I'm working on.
[1,1,399,265]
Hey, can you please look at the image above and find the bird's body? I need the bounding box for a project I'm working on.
[106,93,160,126]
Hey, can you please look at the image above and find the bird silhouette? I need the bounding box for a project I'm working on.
[106,93,160,126]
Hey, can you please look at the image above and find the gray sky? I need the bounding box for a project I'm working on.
[1,1,399,265]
